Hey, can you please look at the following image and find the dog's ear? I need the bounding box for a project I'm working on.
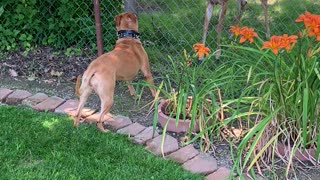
[114,15,122,27]
[127,13,137,23]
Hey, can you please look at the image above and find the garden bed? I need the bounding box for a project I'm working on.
[1,44,319,178]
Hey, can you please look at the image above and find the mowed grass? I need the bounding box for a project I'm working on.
[0,106,203,180]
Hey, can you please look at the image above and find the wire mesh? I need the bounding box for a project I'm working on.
[0,0,319,62]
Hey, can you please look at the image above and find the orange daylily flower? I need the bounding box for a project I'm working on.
[296,11,320,41]
[239,27,258,44]
[262,34,299,55]
[230,26,242,37]
[262,36,283,55]
[280,34,298,52]
[296,11,313,24]
[193,43,211,59]
[305,15,320,37]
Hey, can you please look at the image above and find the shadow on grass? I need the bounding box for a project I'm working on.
[0,106,203,180]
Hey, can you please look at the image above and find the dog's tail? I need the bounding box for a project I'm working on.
[75,75,81,98]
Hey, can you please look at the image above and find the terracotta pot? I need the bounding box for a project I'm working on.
[276,143,319,164]
[157,99,200,133]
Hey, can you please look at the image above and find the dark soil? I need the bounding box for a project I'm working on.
[0,47,92,81]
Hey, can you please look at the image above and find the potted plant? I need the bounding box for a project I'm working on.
[152,44,228,150]
[156,78,221,134]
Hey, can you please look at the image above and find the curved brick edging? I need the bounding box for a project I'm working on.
[0,87,234,180]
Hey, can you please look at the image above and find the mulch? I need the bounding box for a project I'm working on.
[0,47,94,83]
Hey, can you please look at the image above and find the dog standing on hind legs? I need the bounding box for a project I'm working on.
[74,12,156,133]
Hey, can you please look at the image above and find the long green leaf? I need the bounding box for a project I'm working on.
[247,132,280,170]
[302,88,308,146]
[242,119,270,169]
[153,98,159,137]
[239,108,281,168]
[188,85,198,135]
[175,89,184,124]
[152,81,165,137]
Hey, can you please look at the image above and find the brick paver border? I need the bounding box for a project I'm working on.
[0,87,237,180]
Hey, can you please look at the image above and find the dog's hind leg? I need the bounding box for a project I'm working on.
[96,98,113,133]
[93,76,115,133]
[74,86,93,128]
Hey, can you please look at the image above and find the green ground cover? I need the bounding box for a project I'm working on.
[0,105,203,180]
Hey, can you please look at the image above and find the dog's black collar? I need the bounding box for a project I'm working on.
[117,30,140,39]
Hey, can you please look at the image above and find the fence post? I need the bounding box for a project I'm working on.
[93,0,103,56]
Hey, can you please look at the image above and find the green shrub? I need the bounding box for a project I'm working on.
[0,0,123,52]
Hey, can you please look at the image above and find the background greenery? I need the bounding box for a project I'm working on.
[1,0,319,59]
[0,0,123,52]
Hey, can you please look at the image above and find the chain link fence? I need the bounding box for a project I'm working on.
[1,0,319,66]
[134,0,319,57]
[0,0,122,52]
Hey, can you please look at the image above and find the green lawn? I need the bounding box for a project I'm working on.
[0,105,203,180]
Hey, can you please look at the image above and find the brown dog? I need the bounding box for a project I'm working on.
[74,12,156,132]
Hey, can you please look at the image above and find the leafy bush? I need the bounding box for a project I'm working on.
[151,11,319,179]
[225,12,320,178]
[0,0,123,52]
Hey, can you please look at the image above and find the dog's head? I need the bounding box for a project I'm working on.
[114,12,138,32]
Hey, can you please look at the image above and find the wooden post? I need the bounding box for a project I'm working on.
[93,0,103,56]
